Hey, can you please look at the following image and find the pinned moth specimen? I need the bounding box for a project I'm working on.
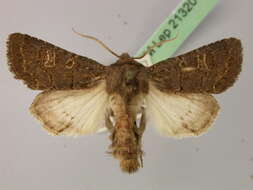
[7,32,242,173]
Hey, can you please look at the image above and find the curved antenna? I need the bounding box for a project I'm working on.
[72,28,121,58]
[133,31,179,59]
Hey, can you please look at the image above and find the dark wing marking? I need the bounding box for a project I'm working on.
[147,38,242,94]
[7,33,106,90]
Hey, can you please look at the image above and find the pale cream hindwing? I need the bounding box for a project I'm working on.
[145,83,220,138]
[30,81,108,136]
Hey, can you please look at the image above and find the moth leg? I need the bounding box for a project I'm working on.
[105,110,114,133]
[136,108,146,168]
[105,116,114,133]
[137,108,146,137]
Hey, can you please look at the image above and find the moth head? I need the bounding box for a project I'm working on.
[72,28,178,61]
[119,53,131,59]
[118,53,136,64]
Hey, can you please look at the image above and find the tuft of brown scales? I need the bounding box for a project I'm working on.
[7,33,242,173]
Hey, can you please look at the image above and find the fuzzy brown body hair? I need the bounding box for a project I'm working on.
[105,55,148,173]
[109,112,142,173]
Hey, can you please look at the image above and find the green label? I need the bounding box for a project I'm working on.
[135,0,220,65]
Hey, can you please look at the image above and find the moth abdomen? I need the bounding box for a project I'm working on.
[109,116,142,173]
[107,93,144,173]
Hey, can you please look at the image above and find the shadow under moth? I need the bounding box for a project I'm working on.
[7,32,242,173]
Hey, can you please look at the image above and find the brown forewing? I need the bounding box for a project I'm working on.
[7,33,106,90]
[147,38,242,94]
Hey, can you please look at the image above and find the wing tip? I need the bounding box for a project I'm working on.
[213,37,243,93]
[7,33,37,89]
[7,33,22,76]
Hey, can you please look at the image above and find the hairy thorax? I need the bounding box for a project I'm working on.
[105,54,148,100]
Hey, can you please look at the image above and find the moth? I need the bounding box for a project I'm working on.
[7,32,242,173]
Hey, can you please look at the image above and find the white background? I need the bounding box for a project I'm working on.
[0,0,252,189]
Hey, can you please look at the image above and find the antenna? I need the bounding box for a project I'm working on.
[133,31,179,59]
[72,28,121,58]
